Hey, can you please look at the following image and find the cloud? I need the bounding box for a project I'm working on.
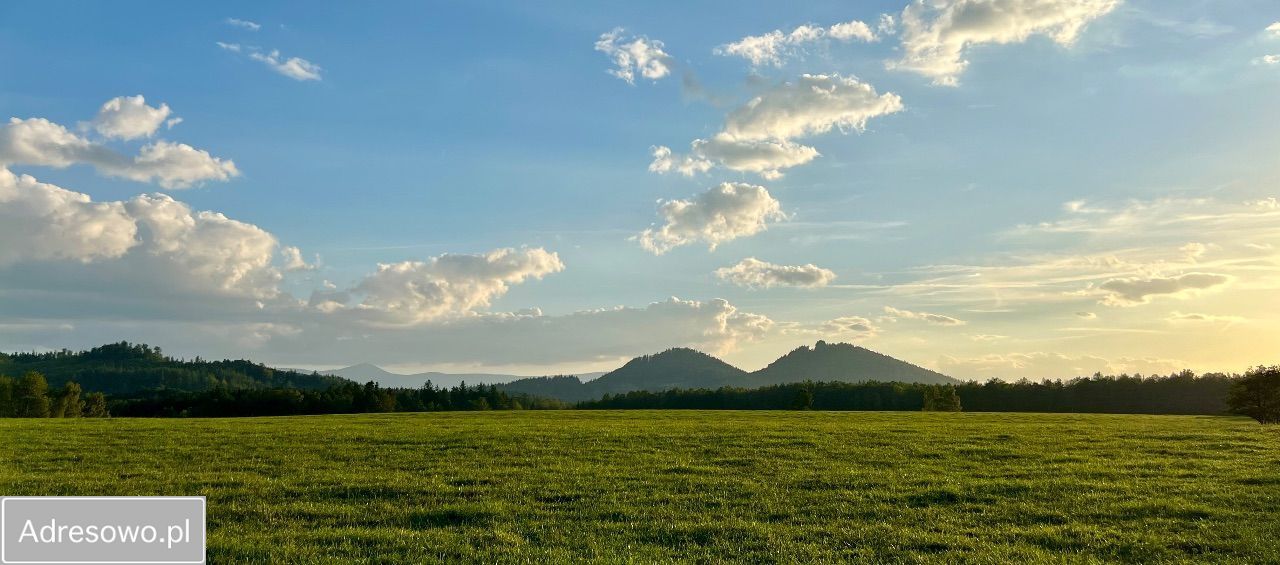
[0,169,289,303]
[822,316,879,339]
[715,257,836,289]
[1165,311,1244,324]
[226,18,261,31]
[0,168,137,265]
[336,248,565,326]
[891,0,1121,85]
[1075,311,1097,319]
[715,19,878,67]
[1268,22,1280,37]
[1097,272,1231,306]
[0,114,238,189]
[86,95,174,140]
[595,28,673,85]
[938,352,1187,380]
[1255,54,1280,66]
[637,182,785,254]
[248,50,323,81]
[281,246,316,272]
[882,306,967,326]
[216,42,242,53]
[651,74,902,178]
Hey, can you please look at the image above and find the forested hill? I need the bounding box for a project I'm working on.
[0,342,345,394]
[748,341,957,386]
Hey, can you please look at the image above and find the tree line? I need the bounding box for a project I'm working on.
[579,370,1245,415]
[108,380,569,417]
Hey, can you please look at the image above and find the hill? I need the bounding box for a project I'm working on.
[0,342,345,395]
[747,341,957,386]
[500,342,956,401]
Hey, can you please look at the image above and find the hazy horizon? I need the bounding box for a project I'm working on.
[2,1,1278,380]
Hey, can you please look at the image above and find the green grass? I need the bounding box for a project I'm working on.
[2,411,1277,563]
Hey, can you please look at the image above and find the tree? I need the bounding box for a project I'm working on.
[1227,366,1280,424]
[84,393,109,418]
[0,375,14,417]
[15,371,51,418]
[922,385,961,412]
[792,385,814,410]
[58,382,85,418]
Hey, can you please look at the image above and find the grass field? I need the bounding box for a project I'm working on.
[2,411,1277,563]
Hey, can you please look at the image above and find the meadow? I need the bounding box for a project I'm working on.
[1,411,1277,563]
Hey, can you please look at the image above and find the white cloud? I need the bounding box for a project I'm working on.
[248,49,323,81]
[216,42,242,53]
[891,0,1121,86]
[1098,272,1232,306]
[715,257,836,289]
[883,305,966,326]
[339,248,565,326]
[637,182,786,254]
[715,19,878,67]
[0,168,137,265]
[1255,54,1280,66]
[87,95,174,140]
[0,110,238,189]
[0,169,287,302]
[226,18,261,31]
[651,74,902,179]
[281,246,316,272]
[595,28,673,85]
[1268,22,1280,37]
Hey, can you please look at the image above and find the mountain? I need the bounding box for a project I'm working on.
[747,341,957,386]
[501,348,746,402]
[498,342,957,401]
[322,363,605,390]
[0,342,345,395]
[590,348,748,395]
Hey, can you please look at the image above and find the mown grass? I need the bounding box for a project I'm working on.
[1,411,1277,563]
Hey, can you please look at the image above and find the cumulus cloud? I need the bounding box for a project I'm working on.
[595,28,673,85]
[0,112,237,189]
[281,246,316,272]
[226,18,261,31]
[715,19,878,67]
[637,183,786,254]
[1097,272,1231,306]
[86,95,174,140]
[891,0,1121,85]
[0,168,137,265]
[248,49,323,81]
[882,305,966,326]
[0,169,290,302]
[1255,54,1280,66]
[715,257,836,289]
[651,74,902,178]
[338,248,565,326]
[1268,22,1280,37]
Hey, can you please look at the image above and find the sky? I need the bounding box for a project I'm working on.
[1,0,1279,379]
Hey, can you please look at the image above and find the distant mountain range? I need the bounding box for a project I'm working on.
[2,340,954,401]
[317,363,606,390]
[501,341,957,402]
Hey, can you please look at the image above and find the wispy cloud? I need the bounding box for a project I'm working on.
[225,18,261,32]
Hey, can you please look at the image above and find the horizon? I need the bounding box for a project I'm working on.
[2,1,1279,380]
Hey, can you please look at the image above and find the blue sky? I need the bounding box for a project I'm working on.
[2,1,1279,378]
